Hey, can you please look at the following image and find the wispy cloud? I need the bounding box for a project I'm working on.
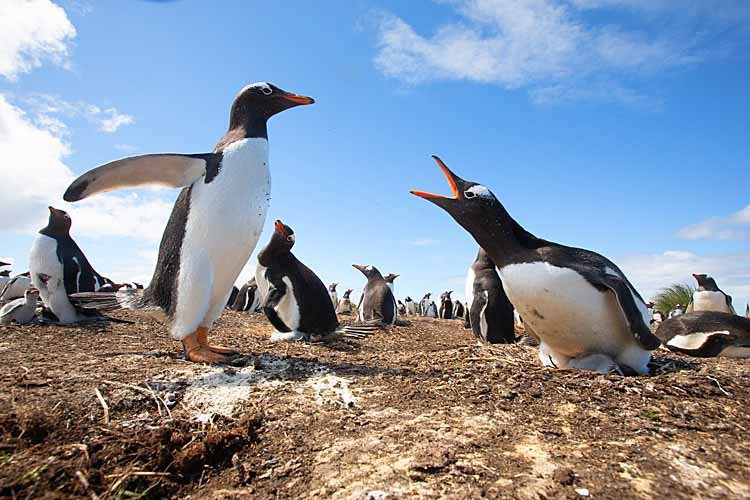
[23,94,135,134]
[0,0,76,81]
[676,204,750,241]
[409,238,439,246]
[371,0,748,104]
[114,144,139,152]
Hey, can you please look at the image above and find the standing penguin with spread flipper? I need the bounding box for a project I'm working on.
[353,265,397,325]
[256,221,340,341]
[464,248,515,344]
[65,83,314,362]
[411,156,661,374]
[687,274,736,315]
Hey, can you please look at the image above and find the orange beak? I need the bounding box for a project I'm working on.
[282,93,315,105]
[274,220,287,237]
[410,156,460,200]
[352,264,366,272]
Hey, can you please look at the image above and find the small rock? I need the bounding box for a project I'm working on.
[575,487,590,497]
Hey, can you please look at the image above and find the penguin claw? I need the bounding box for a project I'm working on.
[185,347,231,364]
[206,344,240,355]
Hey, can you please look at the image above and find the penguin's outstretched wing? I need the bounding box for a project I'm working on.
[591,273,662,350]
[64,153,220,201]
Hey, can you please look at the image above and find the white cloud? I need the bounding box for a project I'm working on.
[676,204,750,241]
[0,0,76,81]
[618,250,750,307]
[0,94,170,241]
[24,94,135,134]
[372,0,745,103]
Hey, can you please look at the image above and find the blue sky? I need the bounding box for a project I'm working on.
[1,0,749,309]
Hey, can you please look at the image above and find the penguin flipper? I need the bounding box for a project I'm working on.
[597,274,661,350]
[261,281,291,333]
[63,153,218,202]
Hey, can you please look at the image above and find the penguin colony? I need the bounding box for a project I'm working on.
[3,83,748,374]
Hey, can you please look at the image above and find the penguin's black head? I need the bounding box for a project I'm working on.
[352,264,383,280]
[343,288,353,298]
[329,282,338,292]
[272,220,295,250]
[411,156,503,243]
[692,273,719,291]
[230,82,314,130]
[383,273,399,283]
[0,270,10,277]
[46,206,72,234]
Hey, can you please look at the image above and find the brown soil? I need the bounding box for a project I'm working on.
[1,312,749,499]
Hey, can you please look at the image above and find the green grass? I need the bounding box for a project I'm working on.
[653,283,694,315]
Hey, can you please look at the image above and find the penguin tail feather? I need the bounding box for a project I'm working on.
[70,289,158,316]
[338,319,383,339]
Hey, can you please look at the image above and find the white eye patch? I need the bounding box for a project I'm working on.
[239,82,273,97]
[463,185,493,199]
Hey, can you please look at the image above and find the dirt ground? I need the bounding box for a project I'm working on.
[1,312,749,499]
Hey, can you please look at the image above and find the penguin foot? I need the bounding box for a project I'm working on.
[182,330,231,364]
[270,331,306,342]
[196,327,239,355]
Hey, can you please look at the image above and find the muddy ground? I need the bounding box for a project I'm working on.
[1,312,749,499]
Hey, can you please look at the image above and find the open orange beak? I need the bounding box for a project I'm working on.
[410,156,461,200]
[274,220,287,237]
[282,93,315,105]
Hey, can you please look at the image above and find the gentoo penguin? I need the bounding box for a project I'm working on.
[746,303,749,319]
[28,208,113,323]
[227,285,240,308]
[231,278,261,312]
[464,248,515,344]
[383,273,399,296]
[353,264,397,325]
[419,293,432,317]
[656,312,750,358]
[256,221,339,341]
[0,270,10,292]
[425,301,438,318]
[439,291,454,319]
[65,83,313,362]
[336,288,354,315]
[0,288,39,324]
[404,296,417,316]
[411,156,661,374]
[669,305,685,319]
[397,300,406,316]
[328,282,339,309]
[687,274,736,315]
[452,300,464,320]
[0,272,33,301]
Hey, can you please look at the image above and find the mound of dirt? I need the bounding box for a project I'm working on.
[1,312,749,498]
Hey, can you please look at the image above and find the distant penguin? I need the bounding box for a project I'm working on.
[453,300,464,320]
[0,272,33,301]
[328,282,339,309]
[397,300,406,316]
[256,221,340,341]
[419,293,432,317]
[0,288,39,325]
[64,82,314,362]
[404,296,417,316]
[231,278,260,312]
[669,305,685,319]
[383,273,399,296]
[336,288,354,315]
[656,312,750,358]
[353,264,397,325]
[746,303,749,319]
[412,156,659,373]
[463,248,515,344]
[0,270,10,291]
[1,286,37,321]
[439,291,454,319]
[688,274,736,315]
[0,261,10,268]
[227,285,240,308]
[29,207,113,324]
[425,301,438,318]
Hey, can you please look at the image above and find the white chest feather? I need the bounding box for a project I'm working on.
[498,262,647,359]
[692,291,731,313]
[182,139,271,303]
[29,234,77,323]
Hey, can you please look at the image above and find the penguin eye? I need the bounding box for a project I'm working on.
[463,190,476,199]
[286,236,293,242]
[262,87,273,96]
